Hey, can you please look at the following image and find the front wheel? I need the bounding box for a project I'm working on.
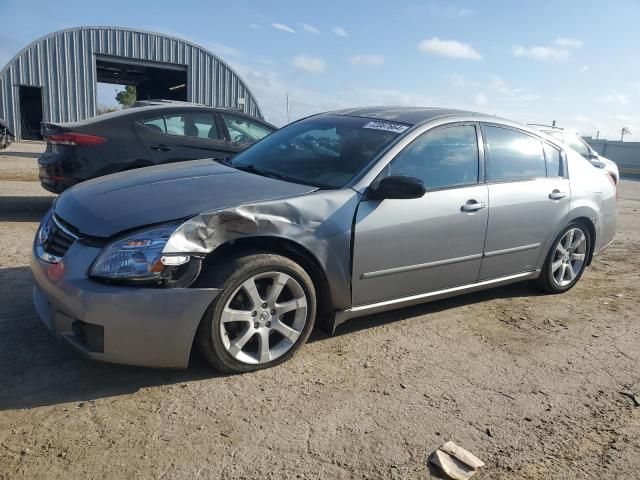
[533,223,591,293]
[195,252,317,373]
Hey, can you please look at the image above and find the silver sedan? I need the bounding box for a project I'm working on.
[31,107,617,372]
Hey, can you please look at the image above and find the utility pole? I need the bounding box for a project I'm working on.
[596,130,600,139]
[286,93,290,124]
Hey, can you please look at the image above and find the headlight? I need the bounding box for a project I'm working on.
[90,223,199,285]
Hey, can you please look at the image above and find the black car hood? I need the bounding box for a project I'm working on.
[54,159,317,238]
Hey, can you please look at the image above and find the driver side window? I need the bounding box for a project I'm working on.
[384,125,479,190]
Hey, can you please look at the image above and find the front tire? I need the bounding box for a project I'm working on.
[195,251,317,373]
[533,222,591,293]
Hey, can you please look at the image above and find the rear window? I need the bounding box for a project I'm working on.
[484,126,546,182]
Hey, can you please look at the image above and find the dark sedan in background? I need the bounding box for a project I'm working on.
[38,104,276,193]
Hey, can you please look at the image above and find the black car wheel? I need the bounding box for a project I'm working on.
[195,251,317,373]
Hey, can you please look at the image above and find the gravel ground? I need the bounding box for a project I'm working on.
[1,141,639,479]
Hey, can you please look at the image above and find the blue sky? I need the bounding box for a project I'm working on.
[1,0,639,139]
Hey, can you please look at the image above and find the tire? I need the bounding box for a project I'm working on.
[195,251,317,373]
[532,222,591,294]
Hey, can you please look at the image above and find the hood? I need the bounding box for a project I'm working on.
[54,159,317,238]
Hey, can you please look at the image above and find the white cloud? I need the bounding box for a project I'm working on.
[405,4,473,18]
[350,54,384,67]
[302,23,320,34]
[350,88,433,106]
[271,23,296,34]
[208,43,242,58]
[473,93,488,107]
[449,7,473,17]
[601,89,629,105]
[555,37,583,48]
[488,76,539,102]
[228,60,436,126]
[513,38,580,62]
[333,26,348,37]
[248,23,261,30]
[417,37,482,60]
[513,45,569,62]
[292,54,326,74]
[580,65,590,73]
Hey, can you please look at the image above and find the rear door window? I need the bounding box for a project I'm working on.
[163,112,220,139]
[222,114,273,144]
[543,143,563,177]
[484,126,546,182]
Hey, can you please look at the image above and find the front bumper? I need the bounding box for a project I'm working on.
[31,242,220,368]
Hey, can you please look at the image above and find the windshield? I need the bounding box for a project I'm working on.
[231,114,407,188]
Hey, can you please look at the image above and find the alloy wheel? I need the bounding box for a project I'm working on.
[219,271,308,365]
[551,227,587,287]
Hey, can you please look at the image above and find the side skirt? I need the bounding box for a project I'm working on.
[326,270,540,334]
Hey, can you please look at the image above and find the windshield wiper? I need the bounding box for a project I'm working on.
[234,164,292,182]
[213,155,233,166]
[233,163,333,189]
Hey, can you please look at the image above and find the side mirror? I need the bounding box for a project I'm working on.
[369,175,426,200]
[590,159,606,169]
[588,151,599,160]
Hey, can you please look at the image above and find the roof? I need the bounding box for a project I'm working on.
[329,106,483,125]
[51,103,274,128]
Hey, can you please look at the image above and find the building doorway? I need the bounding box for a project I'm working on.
[95,57,188,104]
[18,86,44,140]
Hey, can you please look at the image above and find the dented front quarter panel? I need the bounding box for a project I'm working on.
[164,189,362,310]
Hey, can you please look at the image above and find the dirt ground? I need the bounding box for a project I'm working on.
[1,141,639,480]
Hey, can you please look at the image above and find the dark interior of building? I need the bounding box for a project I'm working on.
[95,58,188,102]
[18,86,44,140]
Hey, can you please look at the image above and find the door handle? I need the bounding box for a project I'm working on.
[151,144,172,152]
[549,190,568,200]
[461,200,487,212]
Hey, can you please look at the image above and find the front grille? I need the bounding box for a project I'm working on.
[42,215,78,258]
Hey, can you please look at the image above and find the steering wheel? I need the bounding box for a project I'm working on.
[234,133,248,143]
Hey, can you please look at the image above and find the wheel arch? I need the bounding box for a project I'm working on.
[198,235,335,329]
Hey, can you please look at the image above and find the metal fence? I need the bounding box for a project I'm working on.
[583,138,640,175]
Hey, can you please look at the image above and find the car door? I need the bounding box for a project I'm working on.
[351,123,489,306]
[479,124,570,280]
[133,111,234,164]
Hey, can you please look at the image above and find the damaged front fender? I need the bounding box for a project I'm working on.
[164,189,361,310]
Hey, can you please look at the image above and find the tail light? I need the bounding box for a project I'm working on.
[606,173,617,202]
[46,132,106,146]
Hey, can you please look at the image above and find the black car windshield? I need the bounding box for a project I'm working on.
[231,114,408,188]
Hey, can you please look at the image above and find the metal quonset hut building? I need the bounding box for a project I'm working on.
[0,26,263,140]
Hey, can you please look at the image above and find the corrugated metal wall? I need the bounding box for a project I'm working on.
[0,27,263,140]
[585,138,640,174]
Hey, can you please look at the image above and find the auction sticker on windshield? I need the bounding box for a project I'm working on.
[362,121,409,134]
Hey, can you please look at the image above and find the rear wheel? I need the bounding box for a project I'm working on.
[533,223,590,293]
[195,252,316,373]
